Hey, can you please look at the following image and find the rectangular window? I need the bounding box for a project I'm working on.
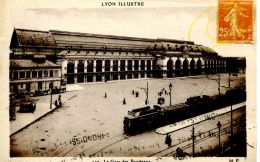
[20,72,25,78]
[50,70,53,77]
[32,71,37,78]
[38,71,42,78]
[14,71,18,79]
[9,72,12,79]
[54,70,59,77]
[38,82,42,90]
[44,70,48,77]
[26,71,31,78]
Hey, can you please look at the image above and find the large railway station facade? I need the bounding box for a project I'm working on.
[10,28,227,93]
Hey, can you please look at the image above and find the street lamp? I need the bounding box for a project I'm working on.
[217,121,222,155]
[139,82,149,105]
[169,83,172,106]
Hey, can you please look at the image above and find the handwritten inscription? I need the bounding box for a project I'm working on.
[70,133,110,145]
[128,142,160,152]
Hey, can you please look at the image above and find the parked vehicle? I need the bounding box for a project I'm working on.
[52,86,66,94]
[19,96,36,113]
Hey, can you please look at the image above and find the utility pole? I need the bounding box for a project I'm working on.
[218,75,221,95]
[217,121,222,155]
[146,82,149,105]
[50,88,52,109]
[192,126,195,157]
[139,82,149,105]
[230,104,233,148]
[169,83,172,106]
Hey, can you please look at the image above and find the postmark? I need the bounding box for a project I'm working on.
[217,0,254,42]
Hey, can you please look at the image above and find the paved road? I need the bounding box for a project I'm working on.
[10,74,245,157]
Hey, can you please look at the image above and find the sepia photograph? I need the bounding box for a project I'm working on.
[0,0,256,161]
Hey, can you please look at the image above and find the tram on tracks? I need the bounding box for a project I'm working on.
[123,86,246,134]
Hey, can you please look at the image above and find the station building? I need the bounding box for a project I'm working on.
[9,28,227,93]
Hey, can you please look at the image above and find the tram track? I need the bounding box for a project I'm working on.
[148,115,245,157]
[56,107,245,157]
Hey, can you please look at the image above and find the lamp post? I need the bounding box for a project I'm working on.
[139,82,149,105]
[169,83,172,106]
[217,75,220,95]
[146,82,149,105]
[217,121,222,155]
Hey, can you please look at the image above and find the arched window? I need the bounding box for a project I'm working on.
[175,59,181,70]
[96,60,102,72]
[77,61,84,83]
[120,60,125,71]
[183,59,189,70]
[127,60,132,71]
[67,62,74,74]
[77,61,84,73]
[105,60,110,72]
[113,60,118,71]
[197,59,202,69]
[190,59,195,70]
[87,60,93,72]
[134,60,139,70]
[167,59,173,78]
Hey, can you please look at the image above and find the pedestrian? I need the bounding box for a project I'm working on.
[123,98,126,105]
[104,92,107,98]
[167,134,172,147]
[176,147,184,157]
[58,94,61,101]
[165,134,172,147]
[132,90,135,95]
[55,100,58,108]
[59,100,62,107]
[135,92,139,98]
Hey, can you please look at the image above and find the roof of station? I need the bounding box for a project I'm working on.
[10,28,217,55]
[10,59,60,68]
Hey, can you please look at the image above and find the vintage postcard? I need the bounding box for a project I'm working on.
[0,0,256,162]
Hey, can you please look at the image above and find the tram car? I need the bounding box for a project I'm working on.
[123,87,246,134]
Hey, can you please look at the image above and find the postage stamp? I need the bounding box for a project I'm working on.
[217,0,254,42]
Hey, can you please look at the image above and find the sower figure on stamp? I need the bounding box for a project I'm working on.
[224,3,249,38]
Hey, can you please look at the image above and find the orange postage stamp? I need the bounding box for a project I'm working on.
[217,0,254,42]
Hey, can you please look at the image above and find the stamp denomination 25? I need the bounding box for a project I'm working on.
[218,0,254,42]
